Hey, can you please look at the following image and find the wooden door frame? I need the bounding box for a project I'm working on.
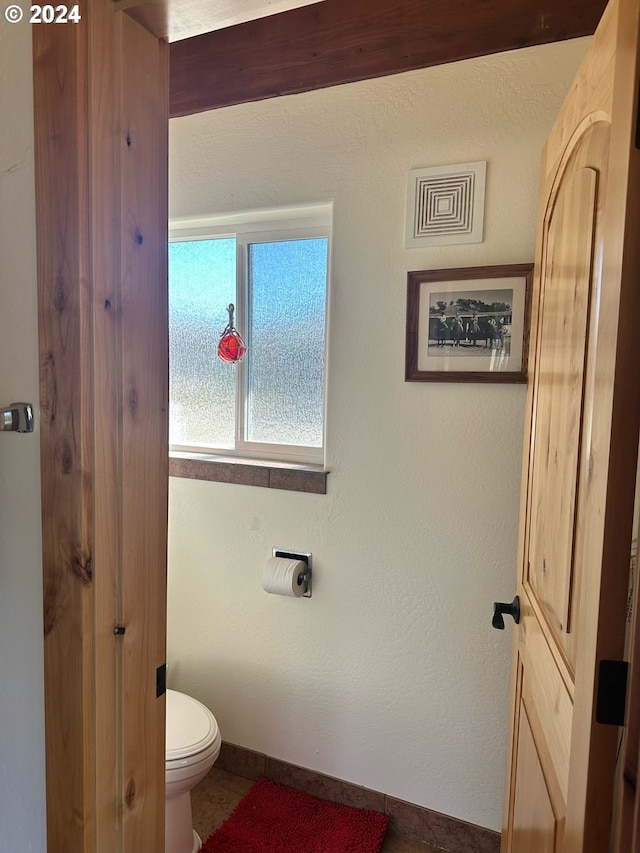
[33,2,168,850]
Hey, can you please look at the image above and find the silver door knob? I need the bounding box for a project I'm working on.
[1,403,34,433]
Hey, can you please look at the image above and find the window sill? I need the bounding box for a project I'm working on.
[169,452,328,494]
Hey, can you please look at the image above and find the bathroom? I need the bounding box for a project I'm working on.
[164,33,590,844]
[3,7,624,851]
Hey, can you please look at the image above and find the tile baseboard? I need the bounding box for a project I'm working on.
[216,741,500,853]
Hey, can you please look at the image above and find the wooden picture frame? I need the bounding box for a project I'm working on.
[405,264,533,383]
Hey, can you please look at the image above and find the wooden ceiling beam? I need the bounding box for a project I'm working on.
[169,0,607,118]
[116,0,326,44]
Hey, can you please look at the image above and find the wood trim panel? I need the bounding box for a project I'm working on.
[609,0,640,846]
[91,5,122,849]
[120,16,169,852]
[34,16,95,851]
[169,0,607,117]
[33,2,168,850]
[169,454,328,494]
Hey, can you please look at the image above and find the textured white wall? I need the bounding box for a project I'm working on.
[168,39,589,831]
[0,19,47,853]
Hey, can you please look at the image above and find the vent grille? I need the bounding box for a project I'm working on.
[405,161,486,247]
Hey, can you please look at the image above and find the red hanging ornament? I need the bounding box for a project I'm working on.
[217,303,247,363]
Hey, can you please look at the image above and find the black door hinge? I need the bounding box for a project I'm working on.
[596,659,628,727]
[156,663,167,698]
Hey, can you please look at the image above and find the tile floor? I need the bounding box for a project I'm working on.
[192,766,440,852]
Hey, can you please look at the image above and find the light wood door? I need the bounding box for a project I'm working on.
[501,0,640,850]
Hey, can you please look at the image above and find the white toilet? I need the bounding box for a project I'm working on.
[165,689,222,853]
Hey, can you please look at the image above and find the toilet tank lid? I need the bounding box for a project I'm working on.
[166,689,219,761]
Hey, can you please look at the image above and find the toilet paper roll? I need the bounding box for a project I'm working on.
[262,556,308,597]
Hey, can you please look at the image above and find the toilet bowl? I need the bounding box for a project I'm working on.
[165,689,222,853]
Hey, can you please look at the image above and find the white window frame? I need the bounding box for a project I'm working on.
[169,203,332,467]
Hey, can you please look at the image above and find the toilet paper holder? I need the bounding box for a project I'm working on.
[273,548,312,598]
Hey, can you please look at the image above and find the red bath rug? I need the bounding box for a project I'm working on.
[201,778,389,853]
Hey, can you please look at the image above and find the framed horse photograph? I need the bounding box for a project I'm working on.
[405,264,533,383]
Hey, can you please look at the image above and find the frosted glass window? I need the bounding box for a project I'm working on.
[246,238,328,447]
[169,238,236,448]
[169,208,330,464]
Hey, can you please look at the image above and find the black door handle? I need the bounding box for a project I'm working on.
[492,595,520,630]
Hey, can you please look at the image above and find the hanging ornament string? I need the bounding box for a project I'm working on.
[217,303,247,363]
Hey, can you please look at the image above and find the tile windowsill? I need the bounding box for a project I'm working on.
[169,452,328,494]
